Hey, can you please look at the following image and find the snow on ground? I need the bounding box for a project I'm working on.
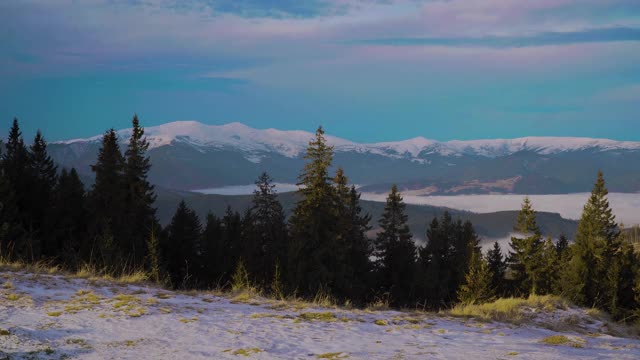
[1,270,639,360]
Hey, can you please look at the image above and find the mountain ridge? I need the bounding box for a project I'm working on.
[48,121,640,194]
[55,120,640,161]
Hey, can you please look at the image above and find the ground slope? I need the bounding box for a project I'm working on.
[1,270,639,360]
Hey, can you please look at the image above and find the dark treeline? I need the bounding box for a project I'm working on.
[1,118,639,318]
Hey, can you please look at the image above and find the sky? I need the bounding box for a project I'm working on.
[1,0,640,143]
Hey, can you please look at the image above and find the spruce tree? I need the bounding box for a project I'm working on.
[420,213,456,307]
[333,169,372,302]
[507,197,543,296]
[375,184,416,306]
[200,212,223,286]
[419,213,478,308]
[2,119,31,259]
[606,241,638,317]
[29,130,58,258]
[486,241,507,297]
[124,115,158,267]
[244,172,288,287]
[146,226,162,284]
[556,234,569,259]
[49,168,87,267]
[288,126,339,296]
[458,251,494,305]
[562,171,620,310]
[0,146,18,259]
[88,129,126,268]
[456,220,482,294]
[164,201,201,288]
[538,236,559,295]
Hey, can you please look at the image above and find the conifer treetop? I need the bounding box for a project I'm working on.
[515,196,541,236]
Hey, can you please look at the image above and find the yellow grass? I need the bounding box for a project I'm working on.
[449,295,568,324]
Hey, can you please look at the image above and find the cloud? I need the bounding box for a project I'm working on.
[352,27,640,48]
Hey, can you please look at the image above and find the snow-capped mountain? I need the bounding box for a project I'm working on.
[58,121,640,161]
[50,121,640,194]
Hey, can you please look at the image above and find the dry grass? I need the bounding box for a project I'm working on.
[228,348,263,356]
[298,312,337,322]
[540,335,585,348]
[449,295,568,324]
[0,258,149,286]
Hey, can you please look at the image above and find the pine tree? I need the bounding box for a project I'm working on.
[88,129,126,268]
[288,126,339,296]
[49,168,87,267]
[375,184,416,306]
[458,251,494,305]
[124,115,158,267]
[507,197,543,296]
[29,130,58,258]
[244,172,288,288]
[562,171,621,310]
[486,241,507,297]
[164,201,201,288]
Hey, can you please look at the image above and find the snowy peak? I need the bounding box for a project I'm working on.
[58,121,640,160]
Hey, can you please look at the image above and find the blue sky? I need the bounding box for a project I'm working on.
[1,0,639,142]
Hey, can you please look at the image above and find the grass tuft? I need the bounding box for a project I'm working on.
[231,348,263,356]
[298,312,337,322]
[317,352,349,359]
[540,335,585,348]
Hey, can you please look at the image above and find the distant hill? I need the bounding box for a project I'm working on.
[155,188,578,245]
[49,121,640,195]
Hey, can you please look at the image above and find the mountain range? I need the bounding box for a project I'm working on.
[49,121,640,194]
